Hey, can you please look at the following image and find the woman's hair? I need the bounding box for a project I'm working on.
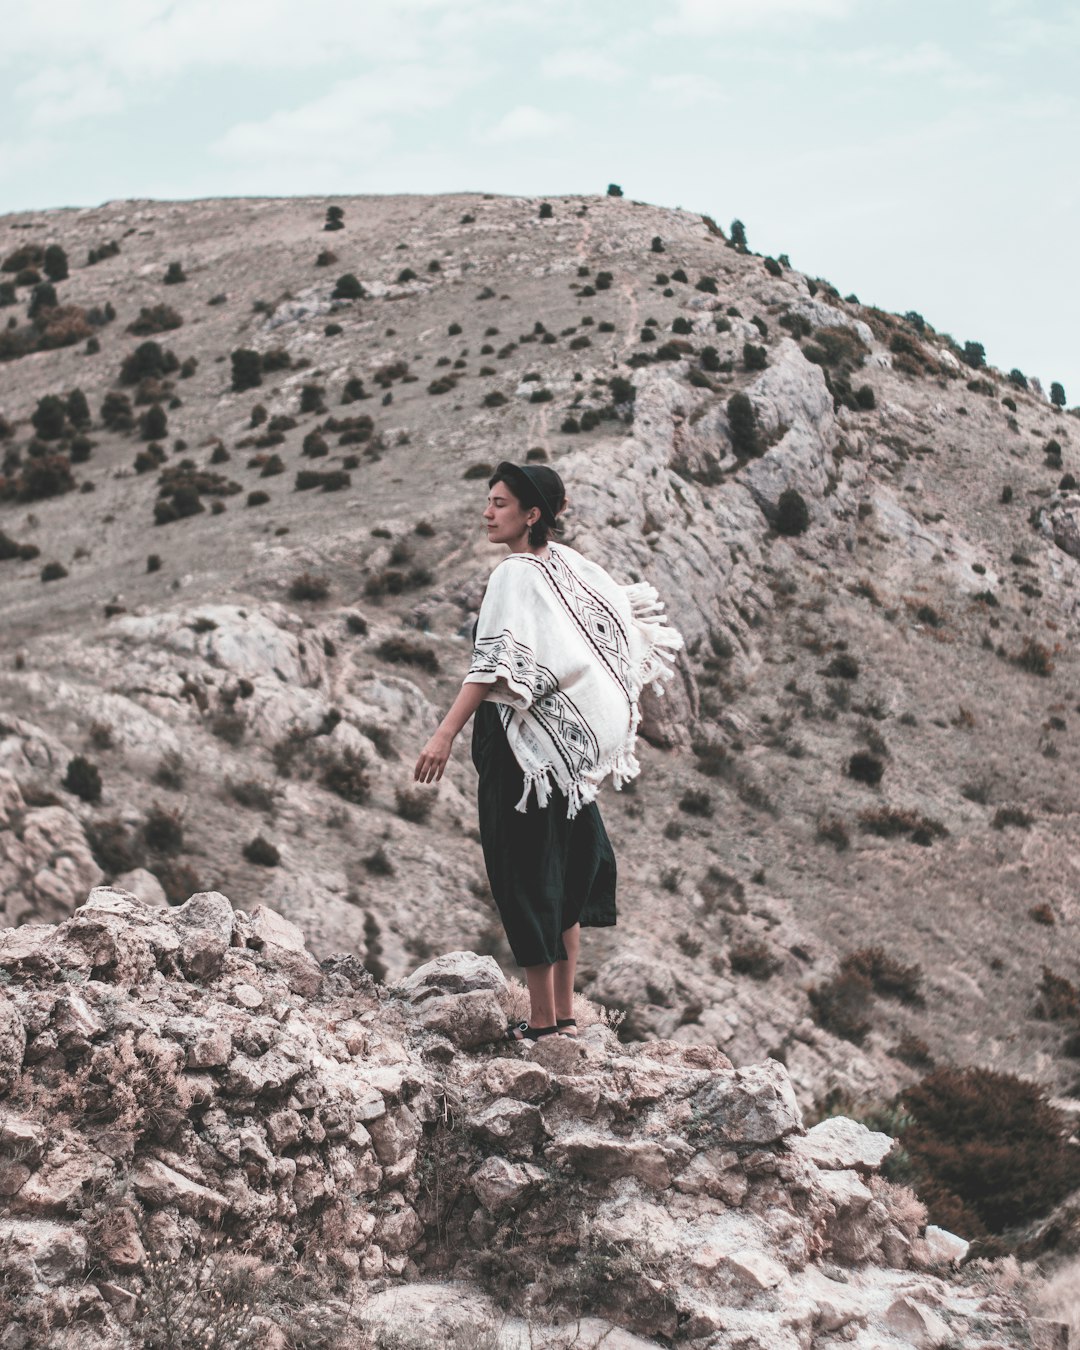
[489,462,566,547]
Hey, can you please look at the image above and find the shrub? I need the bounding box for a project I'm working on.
[678,788,713,817]
[163,261,186,285]
[729,219,747,249]
[31,394,67,440]
[144,803,184,854]
[98,394,133,439]
[375,635,440,673]
[364,845,394,876]
[899,1066,1080,1235]
[288,572,330,601]
[28,281,57,319]
[817,816,850,851]
[2,242,44,273]
[230,349,262,392]
[726,391,761,457]
[139,404,168,441]
[858,807,947,846]
[651,236,664,253]
[743,342,768,371]
[299,383,325,414]
[809,966,872,1043]
[14,454,74,502]
[847,752,884,786]
[321,748,370,805]
[843,947,924,1003]
[86,817,143,875]
[538,202,553,219]
[763,256,781,278]
[41,244,68,281]
[775,489,809,536]
[1035,966,1080,1020]
[40,560,68,582]
[482,391,508,408]
[1010,638,1053,677]
[243,835,280,867]
[991,805,1033,830]
[63,755,102,803]
[671,316,693,336]
[595,271,613,290]
[127,303,183,336]
[606,183,623,196]
[696,276,718,294]
[463,462,492,480]
[729,937,781,979]
[395,787,434,824]
[66,388,91,427]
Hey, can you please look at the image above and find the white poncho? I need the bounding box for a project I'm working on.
[464,543,684,817]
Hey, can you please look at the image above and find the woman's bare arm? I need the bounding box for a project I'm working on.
[413,679,489,783]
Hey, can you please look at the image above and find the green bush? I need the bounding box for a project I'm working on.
[775,488,809,536]
[809,966,872,1043]
[726,391,760,457]
[729,219,747,249]
[120,340,175,384]
[127,303,183,336]
[763,256,781,277]
[62,750,101,799]
[139,404,168,441]
[962,341,985,369]
[375,636,440,673]
[243,835,280,866]
[847,752,884,785]
[695,276,718,294]
[144,803,184,854]
[1050,381,1066,407]
[163,261,186,285]
[288,572,330,601]
[743,342,768,371]
[606,183,623,196]
[231,349,262,392]
[31,394,67,440]
[651,236,664,253]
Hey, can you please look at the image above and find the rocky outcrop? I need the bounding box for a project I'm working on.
[0,769,103,928]
[0,890,1041,1347]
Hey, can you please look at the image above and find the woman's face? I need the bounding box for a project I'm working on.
[483,479,538,545]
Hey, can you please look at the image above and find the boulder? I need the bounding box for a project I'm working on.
[922,1223,970,1267]
[114,867,168,908]
[173,890,235,980]
[399,951,508,1000]
[131,1158,229,1219]
[552,1132,685,1189]
[787,1116,893,1171]
[481,1058,552,1102]
[0,1218,88,1286]
[0,990,26,1095]
[470,1156,545,1212]
[248,903,322,996]
[882,1295,952,1348]
[468,1098,548,1154]
[409,989,506,1048]
[690,1060,802,1145]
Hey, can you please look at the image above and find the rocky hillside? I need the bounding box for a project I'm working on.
[0,886,1068,1348]
[1,190,1080,1274]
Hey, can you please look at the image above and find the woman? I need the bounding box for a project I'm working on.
[413,460,682,1042]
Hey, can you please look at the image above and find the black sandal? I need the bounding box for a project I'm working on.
[505,1021,560,1042]
[556,1017,577,1034]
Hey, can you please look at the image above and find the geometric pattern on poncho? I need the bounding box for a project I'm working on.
[470,628,598,776]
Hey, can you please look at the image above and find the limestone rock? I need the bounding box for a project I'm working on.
[131,1158,229,1218]
[690,1059,803,1144]
[923,1223,970,1266]
[0,1218,88,1286]
[173,890,235,980]
[882,1295,952,1348]
[481,1058,552,1102]
[400,950,508,999]
[553,1132,683,1188]
[788,1115,894,1171]
[248,903,322,996]
[470,1156,545,1212]
[1036,495,1080,561]
[409,988,506,1048]
[0,990,26,1095]
[468,1098,548,1154]
[114,867,168,908]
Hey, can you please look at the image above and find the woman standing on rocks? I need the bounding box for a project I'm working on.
[414,461,682,1042]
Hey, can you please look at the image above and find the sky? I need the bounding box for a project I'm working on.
[1,0,1077,402]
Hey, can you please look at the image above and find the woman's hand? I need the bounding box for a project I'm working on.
[414,729,454,784]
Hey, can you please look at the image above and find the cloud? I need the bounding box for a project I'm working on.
[211,63,479,166]
[655,0,856,35]
[479,105,571,143]
[540,48,626,82]
[649,73,728,107]
[15,65,127,126]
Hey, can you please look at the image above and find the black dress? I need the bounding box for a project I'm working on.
[471,698,617,967]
